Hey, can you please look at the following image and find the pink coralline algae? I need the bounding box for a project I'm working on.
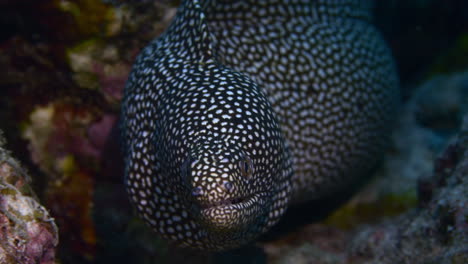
[0,132,58,264]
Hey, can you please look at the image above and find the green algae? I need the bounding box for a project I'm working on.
[324,191,418,230]
[0,186,17,196]
[56,0,115,40]
[429,34,468,76]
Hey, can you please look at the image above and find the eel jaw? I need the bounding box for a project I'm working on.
[200,196,250,209]
[198,193,268,233]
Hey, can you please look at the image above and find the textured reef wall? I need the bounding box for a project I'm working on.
[1,1,177,262]
[0,131,58,264]
[0,0,467,263]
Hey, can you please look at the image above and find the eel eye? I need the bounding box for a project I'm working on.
[239,156,253,180]
[222,181,233,192]
[192,186,203,196]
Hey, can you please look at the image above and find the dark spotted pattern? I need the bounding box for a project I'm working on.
[121,0,399,251]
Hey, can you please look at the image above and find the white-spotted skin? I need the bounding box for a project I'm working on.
[121,0,399,251]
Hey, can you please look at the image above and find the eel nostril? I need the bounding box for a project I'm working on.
[239,157,254,180]
[192,186,203,196]
[222,181,233,192]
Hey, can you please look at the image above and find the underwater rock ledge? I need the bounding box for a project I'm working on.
[0,131,58,264]
[263,116,468,264]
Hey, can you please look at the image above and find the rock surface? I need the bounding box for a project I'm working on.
[0,131,59,264]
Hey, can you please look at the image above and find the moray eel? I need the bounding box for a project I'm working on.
[121,0,399,251]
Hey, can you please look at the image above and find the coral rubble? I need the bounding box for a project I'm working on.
[0,131,59,264]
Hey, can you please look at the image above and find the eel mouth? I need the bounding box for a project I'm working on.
[197,192,269,232]
[201,196,250,209]
[200,193,266,211]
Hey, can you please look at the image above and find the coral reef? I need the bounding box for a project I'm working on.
[0,131,59,264]
[346,123,467,264]
[0,1,177,262]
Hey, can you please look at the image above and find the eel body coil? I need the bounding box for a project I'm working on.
[121,0,399,250]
